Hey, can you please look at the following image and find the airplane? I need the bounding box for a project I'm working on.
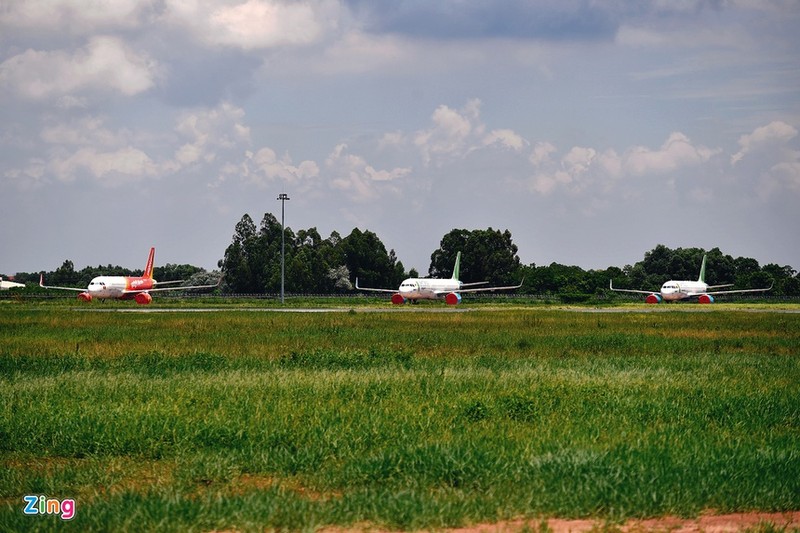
[609,254,772,303]
[355,251,523,305]
[1,277,26,290]
[39,247,219,304]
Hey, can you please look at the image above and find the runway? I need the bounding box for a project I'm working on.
[70,305,800,314]
[71,306,476,313]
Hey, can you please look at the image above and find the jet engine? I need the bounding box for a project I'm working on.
[78,292,92,302]
[698,294,714,304]
[645,294,662,304]
[135,292,153,305]
[391,293,405,305]
[445,292,462,305]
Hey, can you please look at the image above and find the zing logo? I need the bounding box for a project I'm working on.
[23,495,75,521]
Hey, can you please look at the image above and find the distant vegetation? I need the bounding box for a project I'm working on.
[5,213,799,297]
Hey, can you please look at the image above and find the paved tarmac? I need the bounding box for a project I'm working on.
[71,305,800,313]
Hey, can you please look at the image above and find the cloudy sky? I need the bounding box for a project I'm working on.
[1,0,799,277]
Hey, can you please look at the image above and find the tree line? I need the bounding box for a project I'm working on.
[6,213,799,298]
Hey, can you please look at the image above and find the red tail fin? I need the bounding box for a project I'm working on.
[144,247,155,279]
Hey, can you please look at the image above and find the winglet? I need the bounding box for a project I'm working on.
[452,252,461,281]
[144,247,155,279]
[697,254,707,284]
[39,273,45,288]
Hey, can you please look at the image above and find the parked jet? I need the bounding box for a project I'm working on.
[356,252,522,305]
[1,277,25,290]
[609,254,772,303]
[39,248,219,304]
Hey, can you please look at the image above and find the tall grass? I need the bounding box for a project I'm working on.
[1,307,798,531]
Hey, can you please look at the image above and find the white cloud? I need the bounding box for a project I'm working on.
[172,102,251,167]
[241,147,320,186]
[624,132,717,176]
[770,161,800,191]
[563,146,597,175]
[526,132,720,198]
[3,159,47,190]
[40,117,124,147]
[0,36,158,99]
[5,102,254,189]
[531,169,572,196]
[378,131,407,150]
[414,99,509,166]
[731,121,798,165]
[51,146,159,186]
[164,0,341,50]
[0,0,150,33]
[529,142,557,167]
[483,129,527,151]
[528,146,605,197]
[326,143,410,202]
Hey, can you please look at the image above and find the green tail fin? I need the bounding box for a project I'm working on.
[452,252,461,281]
[697,254,707,283]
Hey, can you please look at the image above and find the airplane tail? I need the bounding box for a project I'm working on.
[144,247,155,279]
[697,254,707,284]
[451,252,461,281]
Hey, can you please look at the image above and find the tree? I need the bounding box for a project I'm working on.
[430,228,520,285]
[51,260,78,286]
[154,264,203,282]
[184,270,221,292]
[327,265,353,292]
[340,228,395,287]
[219,214,259,293]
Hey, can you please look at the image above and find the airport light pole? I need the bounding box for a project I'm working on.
[277,192,290,304]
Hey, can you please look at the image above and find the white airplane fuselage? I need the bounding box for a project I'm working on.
[0,278,25,290]
[397,278,462,302]
[657,280,710,302]
[83,276,156,301]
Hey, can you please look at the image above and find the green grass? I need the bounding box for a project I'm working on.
[0,305,798,531]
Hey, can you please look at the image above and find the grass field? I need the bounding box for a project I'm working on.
[1,302,798,531]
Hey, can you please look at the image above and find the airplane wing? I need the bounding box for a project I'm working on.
[123,278,222,294]
[704,282,773,296]
[439,279,524,295]
[39,274,85,292]
[354,278,397,293]
[608,280,657,295]
[459,281,490,288]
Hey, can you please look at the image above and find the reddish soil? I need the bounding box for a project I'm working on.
[447,511,800,533]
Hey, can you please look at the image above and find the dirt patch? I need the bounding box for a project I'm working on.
[447,511,800,533]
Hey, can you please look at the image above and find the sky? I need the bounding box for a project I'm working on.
[1,0,799,277]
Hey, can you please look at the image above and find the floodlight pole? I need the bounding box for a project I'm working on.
[277,193,290,303]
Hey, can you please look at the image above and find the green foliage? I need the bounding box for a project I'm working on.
[218,214,406,294]
[340,228,401,288]
[153,263,203,282]
[430,228,521,285]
